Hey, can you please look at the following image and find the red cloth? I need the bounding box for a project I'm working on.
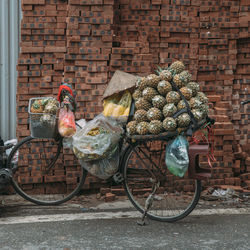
[57,85,74,102]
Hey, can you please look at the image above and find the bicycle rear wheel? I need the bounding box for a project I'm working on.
[122,139,201,222]
[7,136,87,205]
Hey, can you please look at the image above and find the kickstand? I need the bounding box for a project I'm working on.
[137,180,160,226]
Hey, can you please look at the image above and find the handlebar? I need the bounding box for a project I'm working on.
[0,143,13,153]
[241,100,250,105]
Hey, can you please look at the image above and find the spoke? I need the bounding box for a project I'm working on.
[124,140,200,222]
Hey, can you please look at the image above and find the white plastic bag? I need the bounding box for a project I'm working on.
[72,114,123,161]
[5,139,18,164]
[63,119,86,149]
[79,148,119,179]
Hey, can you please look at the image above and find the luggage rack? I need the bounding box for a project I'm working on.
[125,117,212,181]
[126,118,209,141]
[126,131,178,141]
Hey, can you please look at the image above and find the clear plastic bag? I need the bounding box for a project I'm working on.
[63,119,86,149]
[165,135,189,177]
[58,107,76,137]
[72,114,123,161]
[103,90,132,123]
[79,148,119,179]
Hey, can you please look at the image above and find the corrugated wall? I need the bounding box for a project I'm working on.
[0,0,21,141]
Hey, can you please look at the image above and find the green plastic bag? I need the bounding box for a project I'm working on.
[165,135,189,177]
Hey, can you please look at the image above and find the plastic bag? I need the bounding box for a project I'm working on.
[63,119,86,149]
[58,107,76,137]
[5,139,18,164]
[79,148,119,179]
[165,135,189,177]
[103,90,132,122]
[72,114,123,161]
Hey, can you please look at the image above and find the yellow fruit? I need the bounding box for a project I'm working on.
[103,103,116,116]
[112,105,126,117]
[123,107,130,116]
[119,91,132,108]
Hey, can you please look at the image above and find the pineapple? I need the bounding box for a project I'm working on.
[126,121,137,135]
[157,80,172,96]
[159,70,172,81]
[196,92,208,104]
[137,77,149,91]
[135,98,152,111]
[132,89,142,101]
[192,109,203,121]
[190,97,202,109]
[147,74,161,89]
[163,103,177,117]
[166,91,181,105]
[134,109,148,122]
[179,70,191,84]
[147,107,163,121]
[173,70,191,88]
[177,113,191,127]
[135,77,142,88]
[142,87,158,102]
[180,87,193,100]
[169,61,185,75]
[136,122,149,135]
[173,74,185,89]
[148,120,163,135]
[177,100,190,111]
[31,99,45,113]
[187,82,200,97]
[44,99,58,114]
[163,117,177,131]
[152,95,167,109]
[199,104,209,118]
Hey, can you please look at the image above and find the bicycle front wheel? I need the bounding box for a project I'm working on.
[7,136,87,205]
[122,139,202,222]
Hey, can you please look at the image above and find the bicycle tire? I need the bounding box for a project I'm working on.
[121,140,202,222]
[7,136,87,205]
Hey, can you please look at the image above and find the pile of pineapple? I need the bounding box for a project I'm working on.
[126,61,209,136]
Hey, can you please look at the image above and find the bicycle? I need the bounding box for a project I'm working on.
[6,107,214,223]
[241,100,250,105]
[0,136,15,191]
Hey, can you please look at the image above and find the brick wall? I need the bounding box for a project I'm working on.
[17,0,250,191]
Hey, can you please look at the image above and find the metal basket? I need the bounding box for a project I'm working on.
[28,97,60,139]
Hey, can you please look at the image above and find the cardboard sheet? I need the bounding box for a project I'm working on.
[103,70,139,99]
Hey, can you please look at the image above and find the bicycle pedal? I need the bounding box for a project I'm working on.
[113,172,124,183]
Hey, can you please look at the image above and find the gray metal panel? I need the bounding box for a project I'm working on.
[0,0,21,141]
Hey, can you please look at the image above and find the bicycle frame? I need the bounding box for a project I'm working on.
[0,136,15,189]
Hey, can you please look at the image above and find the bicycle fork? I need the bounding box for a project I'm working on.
[137,179,160,226]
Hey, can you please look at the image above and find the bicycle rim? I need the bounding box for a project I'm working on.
[122,140,201,222]
[7,136,87,205]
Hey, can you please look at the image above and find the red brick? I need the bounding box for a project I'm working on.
[15,0,250,194]
[22,0,45,4]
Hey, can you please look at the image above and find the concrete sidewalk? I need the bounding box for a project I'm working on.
[1,192,250,219]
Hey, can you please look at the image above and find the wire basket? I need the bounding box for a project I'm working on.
[28,97,60,139]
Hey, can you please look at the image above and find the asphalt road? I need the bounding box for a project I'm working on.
[0,194,250,250]
[0,213,250,250]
